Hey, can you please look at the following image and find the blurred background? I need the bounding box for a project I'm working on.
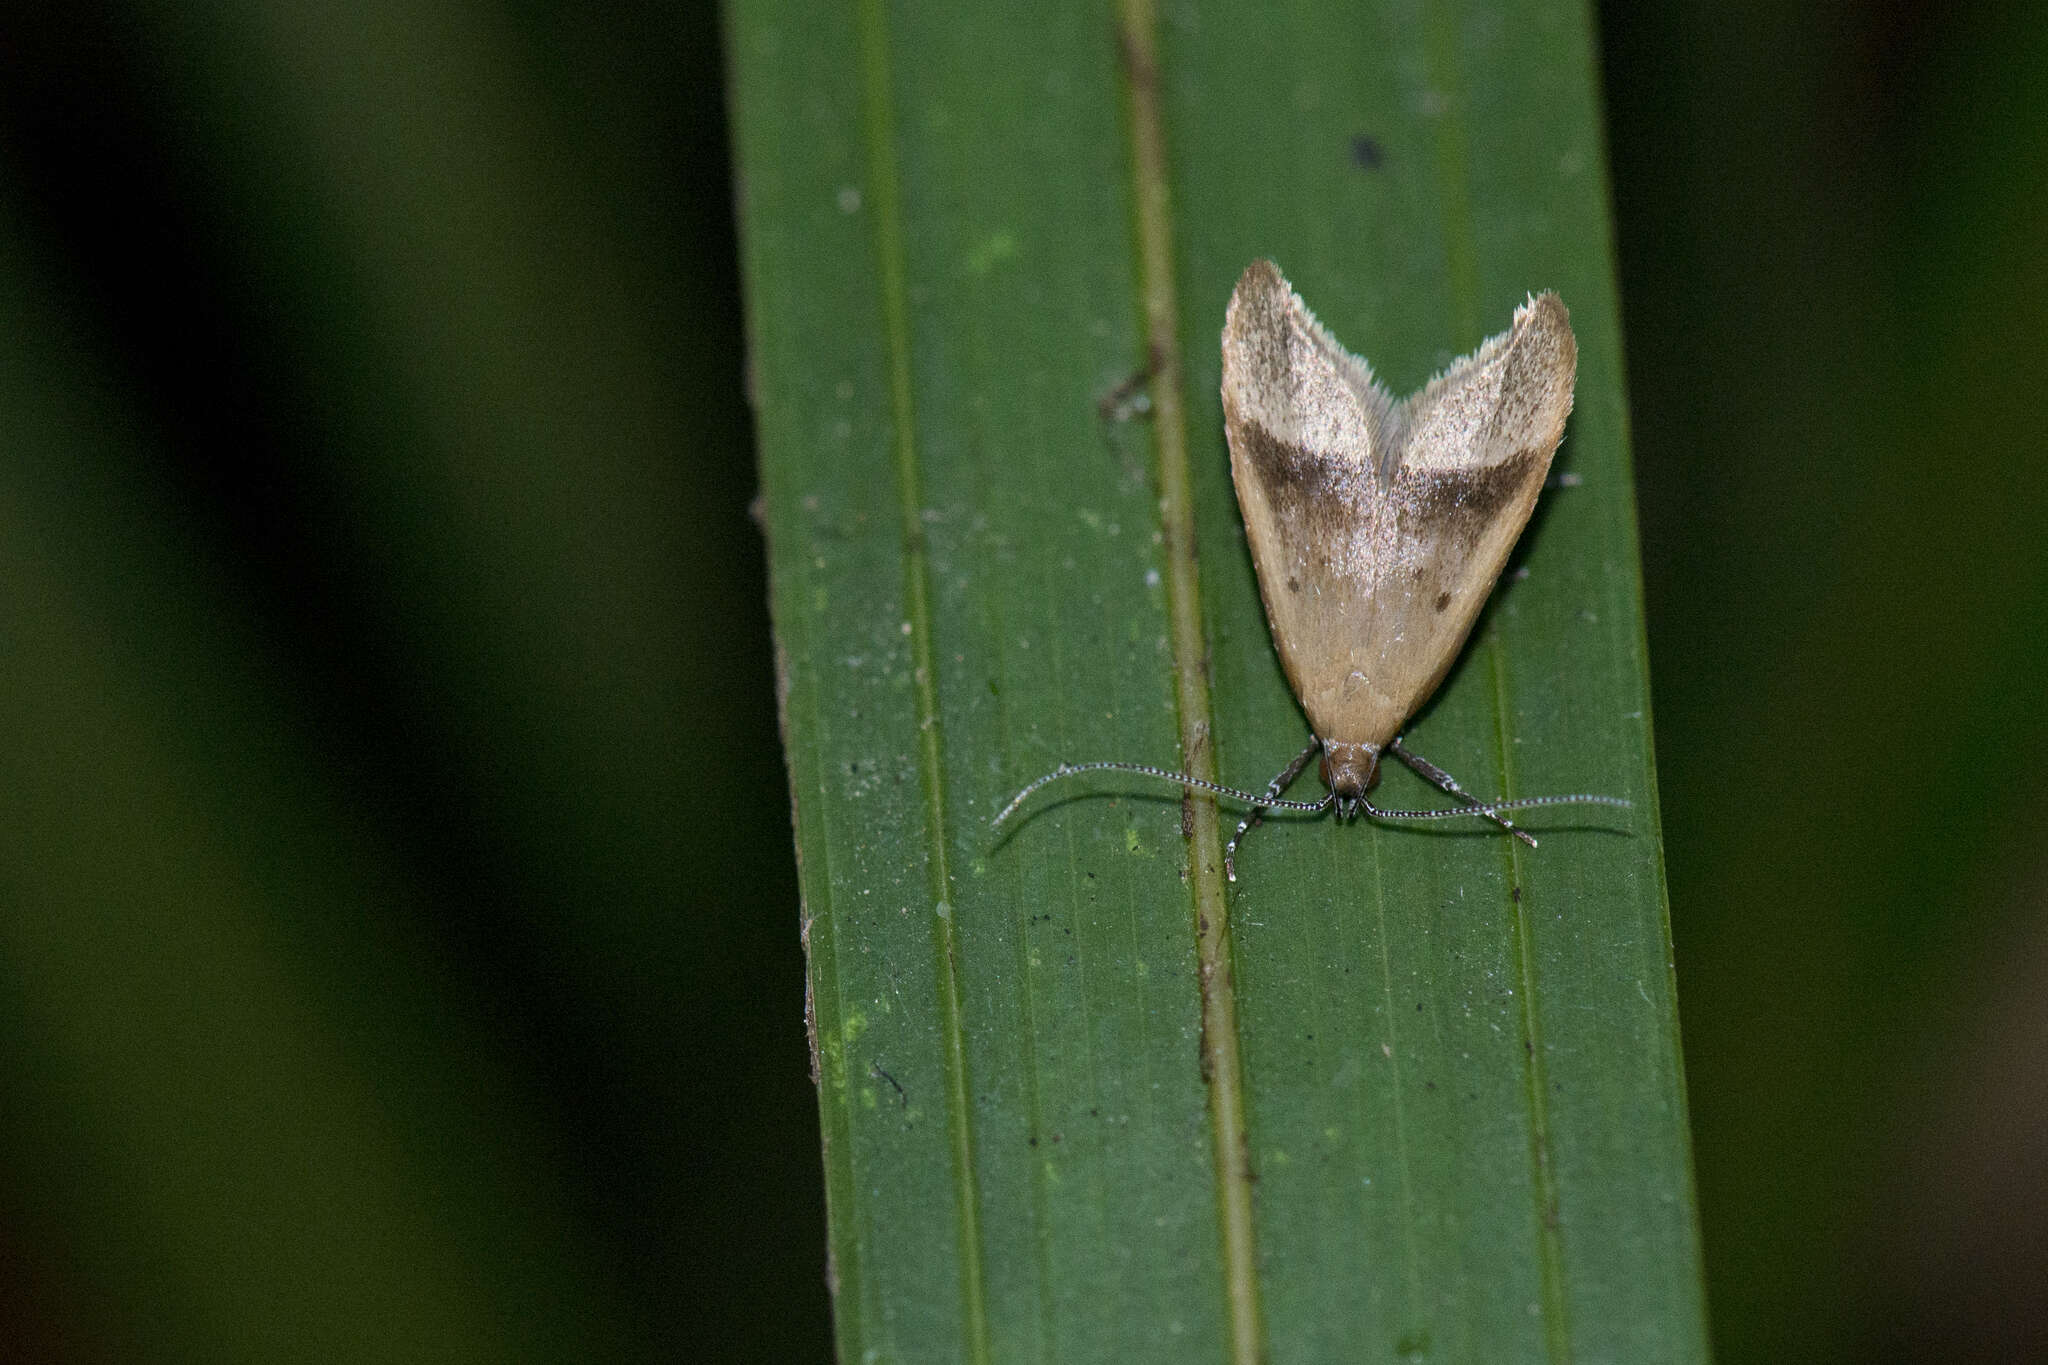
[1,1,2042,1361]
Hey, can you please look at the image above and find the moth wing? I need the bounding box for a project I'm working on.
[1222,260,1405,746]
[1221,262,1576,749]
[1382,292,1576,715]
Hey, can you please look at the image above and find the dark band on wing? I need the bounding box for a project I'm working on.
[1394,449,1544,548]
[1231,417,1369,547]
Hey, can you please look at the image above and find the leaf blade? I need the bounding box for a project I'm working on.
[729,0,1710,1359]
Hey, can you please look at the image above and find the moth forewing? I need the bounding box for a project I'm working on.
[1221,261,1404,752]
[1381,293,1576,712]
[1221,261,1576,765]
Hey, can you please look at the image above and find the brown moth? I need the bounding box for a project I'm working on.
[996,260,1628,879]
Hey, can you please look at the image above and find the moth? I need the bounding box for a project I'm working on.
[997,260,1628,878]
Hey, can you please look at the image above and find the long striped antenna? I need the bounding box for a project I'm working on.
[991,760,1331,828]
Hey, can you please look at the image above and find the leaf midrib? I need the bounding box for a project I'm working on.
[1115,2,1264,1361]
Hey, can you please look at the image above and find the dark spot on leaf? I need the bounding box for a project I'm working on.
[1350,134,1386,170]
[1116,25,1156,91]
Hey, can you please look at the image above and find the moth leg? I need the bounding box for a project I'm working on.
[1226,738,1321,881]
[1387,738,1540,849]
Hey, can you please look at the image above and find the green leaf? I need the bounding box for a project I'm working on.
[729,1,1709,1360]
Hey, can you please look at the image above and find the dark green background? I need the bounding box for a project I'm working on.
[2,2,2042,1361]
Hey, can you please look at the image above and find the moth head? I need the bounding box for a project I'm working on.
[1319,741,1381,819]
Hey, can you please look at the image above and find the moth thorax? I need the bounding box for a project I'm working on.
[1319,742,1381,799]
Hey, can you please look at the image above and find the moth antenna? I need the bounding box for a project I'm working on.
[1361,790,1632,833]
[993,760,1333,828]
